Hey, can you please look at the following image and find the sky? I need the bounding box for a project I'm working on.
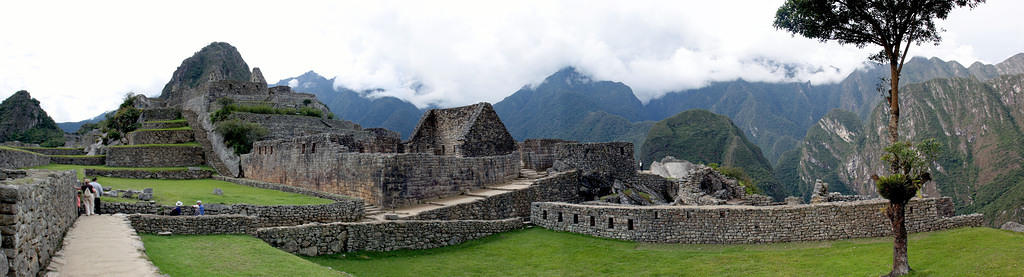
[1,0,1022,123]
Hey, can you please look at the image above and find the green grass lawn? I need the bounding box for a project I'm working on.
[32,164,333,206]
[304,227,1023,277]
[142,235,343,277]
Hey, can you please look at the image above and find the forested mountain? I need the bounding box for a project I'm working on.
[0,91,65,146]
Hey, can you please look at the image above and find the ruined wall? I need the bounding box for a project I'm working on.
[242,135,520,208]
[85,168,214,180]
[105,145,205,167]
[0,170,78,277]
[407,171,583,220]
[0,148,49,169]
[47,156,105,166]
[127,129,195,145]
[552,142,636,180]
[519,139,576,171]
[531,198,983,244]
[256,219,523,256]
[227,113,361,140]
[406,103,515,157]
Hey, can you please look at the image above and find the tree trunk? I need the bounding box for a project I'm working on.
[887,67,901,144]
[887,201,911,276]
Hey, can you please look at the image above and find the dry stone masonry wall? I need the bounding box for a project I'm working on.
[531,197,983,244]
[85,168,214,180]
[129,214,257,235]
[127,129,195,145]
[0,170,78,277]
[13,148,83,156]
[46,156,105,166]
[106,199,364,228]
[407,171,583,220]
[256,219,523,256]
[0,148,49,169]
[518,139,576,171]
[105,145,205,167]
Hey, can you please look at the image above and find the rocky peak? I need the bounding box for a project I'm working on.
[159,42,252,105]
[0,90,64,146]
[251,67,267,84]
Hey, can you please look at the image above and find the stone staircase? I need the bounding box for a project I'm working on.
[364,168,550,221]
[103,108,206,168]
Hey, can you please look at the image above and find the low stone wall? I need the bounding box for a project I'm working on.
[141,120,187,130]
[518,139,575,171]
[214,176,360,202]
[105,145,205,167]
[127,129,195,145]
[129,214,257,235]
[85,168,213,180]
[531,197,983,244]
[0,170,78,277]
[103,200,364,227]
[14,147,84,156]
[256,219,523,256]
[48,155,105,165]
[0,147,49,169]
[407,171,583,220]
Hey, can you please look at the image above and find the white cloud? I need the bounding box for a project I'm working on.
[1,0,1021,122]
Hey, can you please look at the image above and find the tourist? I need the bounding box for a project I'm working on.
[170,201,182,216]
[89,177,103,215]
[194,200,205,215]
[81,181,95,216]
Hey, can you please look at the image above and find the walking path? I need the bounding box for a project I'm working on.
[45,214,162,277]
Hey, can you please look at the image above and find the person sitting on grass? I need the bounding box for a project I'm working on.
[193,200,205,215]
[170,201,183,216]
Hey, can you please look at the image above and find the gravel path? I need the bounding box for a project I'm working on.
[44,214,163,277]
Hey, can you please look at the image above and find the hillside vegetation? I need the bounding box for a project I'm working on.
[0,90,65,146]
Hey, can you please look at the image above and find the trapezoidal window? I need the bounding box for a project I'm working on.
[557,212,563,222]
[607,218,614,229]
[573,214,579,224]
[589,216,595,226]
[627,219,634,230]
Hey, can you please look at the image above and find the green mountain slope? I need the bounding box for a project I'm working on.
[639,109,778,198]
[787,75,1024,226]
[0,91,65,147]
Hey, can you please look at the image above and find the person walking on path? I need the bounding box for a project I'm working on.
[81,181,95,216]
[89,177,103,215]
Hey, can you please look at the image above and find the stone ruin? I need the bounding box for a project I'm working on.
[811,179,875,203]
[405,102,517,157]
[599,156,746,206]
[648,156,699,179]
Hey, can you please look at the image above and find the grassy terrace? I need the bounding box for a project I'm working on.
[140,227,1023,276]
[131,126,192,131]
[31,164,332,206]
[144,119,188,124]
[107,142,201,148]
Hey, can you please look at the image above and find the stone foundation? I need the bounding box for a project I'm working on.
[0,147,49,169]
[0,170,78,277]
[256,219,523,256]
[531,197,983,244]
[105,145,205,167]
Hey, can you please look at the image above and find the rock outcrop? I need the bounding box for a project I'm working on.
[0,91,65,146]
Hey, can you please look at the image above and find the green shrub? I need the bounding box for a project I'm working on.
[214,119,268,155]
[717,166,763,195]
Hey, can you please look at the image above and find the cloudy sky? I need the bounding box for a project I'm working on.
[2,0,1021,122]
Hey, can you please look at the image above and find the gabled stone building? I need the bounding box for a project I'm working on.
[406,102,516,157]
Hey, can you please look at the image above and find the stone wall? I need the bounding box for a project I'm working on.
[47,155,105,166]
[13,147,83,156]
[102,200,364,227]
[552,142,636,181]
[227,112,361,140]
[129,214,257,235]
[140,108,181,122]
[407,171,583,220]
[531,197,983,244]
[242,138,521,208]
[0,170,78,277]
[127,129,195,145]
[85,168,213,180]
[105,145,205,167]
[0,148,49,169]
[518,139,576,171]
[214,176,362,202]
[141,120,187,130]
[256,219,523,256]
[406,103,516,157]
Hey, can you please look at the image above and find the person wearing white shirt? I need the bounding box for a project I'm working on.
[89,178,104,215]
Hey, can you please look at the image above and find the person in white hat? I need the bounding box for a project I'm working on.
[170,201,183,216]
[194,200,205,215]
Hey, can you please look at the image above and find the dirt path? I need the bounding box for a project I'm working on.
[44,214,163,277]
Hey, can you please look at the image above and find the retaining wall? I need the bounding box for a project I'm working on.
[242,145,520,208]
[256,219,523,256]
[518,139,575,171]
[0,170,78,277]
[140,108,181,122]
[85,168,213,180]
[141,120,187,130]
[127,129,195,145]
[407,171,583,220]
[103,199,364,227]
[14,147,84,156]
[129,214,257,235]
[0,147,49,169]
[105,145,205,167]
[531,198,983,244]
[214,176,361,202]
[47,155,105,166]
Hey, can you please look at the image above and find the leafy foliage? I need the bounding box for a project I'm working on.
[214,119,268,155]
[101,94,142,144]
[873,139,939,204]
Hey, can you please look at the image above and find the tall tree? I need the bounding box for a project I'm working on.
[773,1,982,276]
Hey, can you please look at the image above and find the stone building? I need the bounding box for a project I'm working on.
[406,102,516,157]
